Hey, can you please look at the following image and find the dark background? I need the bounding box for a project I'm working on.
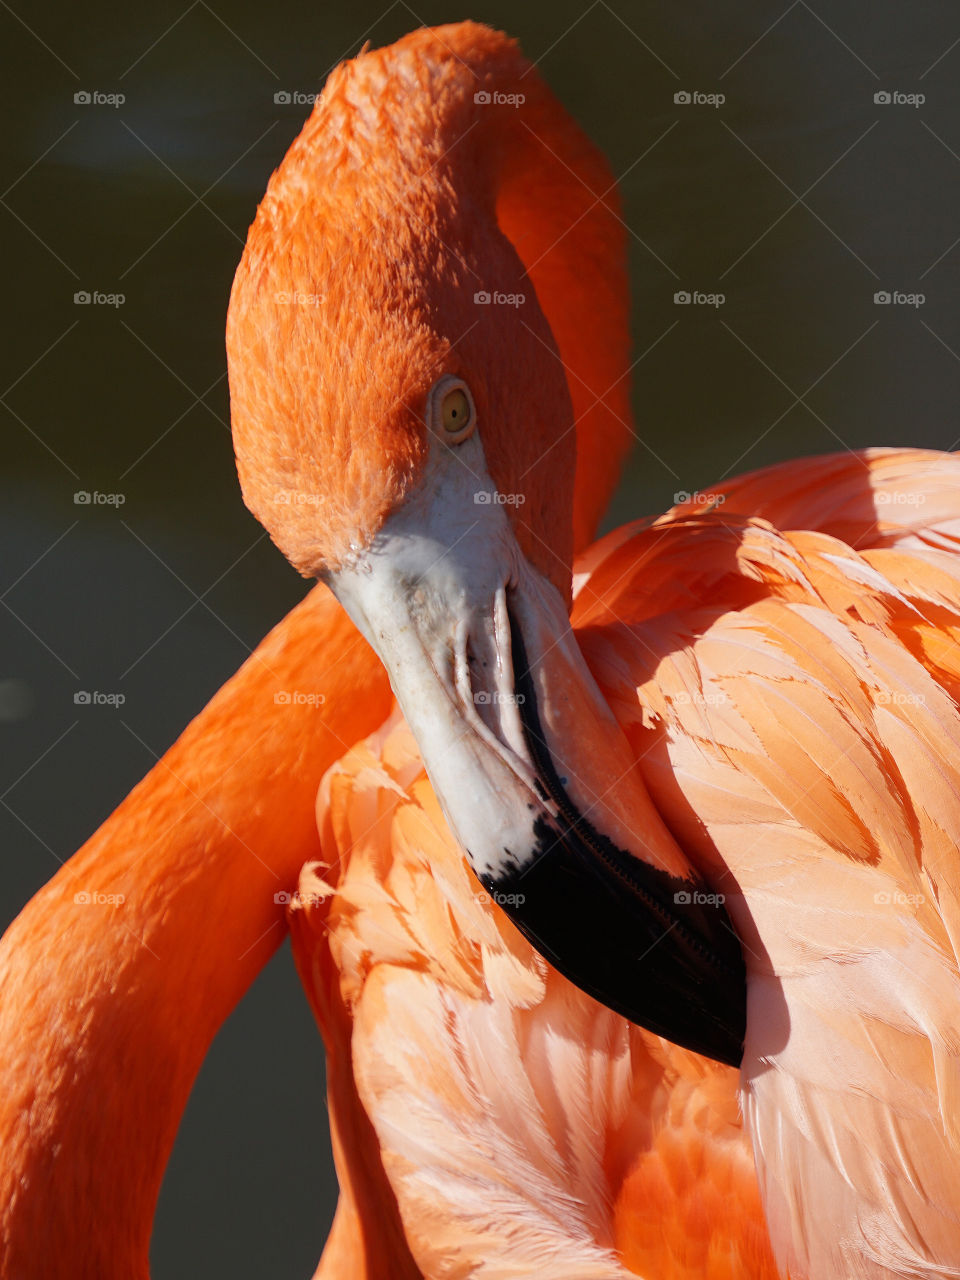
[2,1,958,1274]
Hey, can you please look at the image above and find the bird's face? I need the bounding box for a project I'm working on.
[227,161,578,601]
[327,366,638,888]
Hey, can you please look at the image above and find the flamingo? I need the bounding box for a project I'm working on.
[2,19,960,1279]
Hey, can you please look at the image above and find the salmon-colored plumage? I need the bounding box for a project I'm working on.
[576,449,960,1279]
[291,714,779,1279]
[2,19,959,1280]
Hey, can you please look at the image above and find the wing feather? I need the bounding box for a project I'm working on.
[579,449,960,1279]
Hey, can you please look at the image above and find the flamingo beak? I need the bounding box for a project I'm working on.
[327,455,746,1068]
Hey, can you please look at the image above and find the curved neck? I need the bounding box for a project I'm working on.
[0,585,391,1277]
[488,64,633,553]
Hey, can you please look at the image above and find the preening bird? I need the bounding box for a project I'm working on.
[2,19,960,1280]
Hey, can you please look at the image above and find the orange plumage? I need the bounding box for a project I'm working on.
[292,713,780,1279]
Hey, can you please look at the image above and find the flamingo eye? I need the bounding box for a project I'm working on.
[442,389,470,432]
[429,377,476,444]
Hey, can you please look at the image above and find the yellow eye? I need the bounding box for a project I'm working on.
[429,377,476,444]
[442,388,471,433]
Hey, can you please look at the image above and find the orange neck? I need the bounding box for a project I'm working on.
[0,585,391,1278]
[489,67,634,553]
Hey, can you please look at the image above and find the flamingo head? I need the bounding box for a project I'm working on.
[228,24,746,1067]
[227,26,576,599]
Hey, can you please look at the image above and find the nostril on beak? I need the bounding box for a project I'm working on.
[456,623,499,738]
[466,636,501,734]
[450,597,529,762]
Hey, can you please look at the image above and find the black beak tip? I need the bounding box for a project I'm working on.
[488,610,748,1069]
